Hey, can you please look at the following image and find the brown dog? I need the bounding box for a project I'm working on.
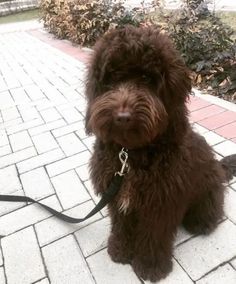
[85,26,235,282]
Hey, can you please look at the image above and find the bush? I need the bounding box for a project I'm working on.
[155,0,236,101]
[40,0,235,101]
[39,0,156,46]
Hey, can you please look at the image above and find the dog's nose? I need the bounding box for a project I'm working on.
[114,111,132,124]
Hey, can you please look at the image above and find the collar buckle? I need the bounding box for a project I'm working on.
[115,148,130,176]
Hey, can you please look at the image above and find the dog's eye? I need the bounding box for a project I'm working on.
[141,74,152,83]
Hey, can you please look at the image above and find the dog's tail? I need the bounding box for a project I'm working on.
[220,154,236,182]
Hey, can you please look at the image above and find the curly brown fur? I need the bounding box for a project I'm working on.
[85,26,232,282]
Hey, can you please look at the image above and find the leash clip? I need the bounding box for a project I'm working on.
[115,148,129,176]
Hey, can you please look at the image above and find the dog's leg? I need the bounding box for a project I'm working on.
[183,185,224,235]
[131,210,180,282]
[107,209,136,264]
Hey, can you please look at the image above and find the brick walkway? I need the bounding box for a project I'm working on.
[0,22,236,284]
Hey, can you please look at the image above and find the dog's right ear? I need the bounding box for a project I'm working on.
[85,48,105,134]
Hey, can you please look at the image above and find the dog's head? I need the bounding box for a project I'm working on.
[85,26,191,149]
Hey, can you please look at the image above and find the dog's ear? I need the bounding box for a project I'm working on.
[167,59,192,103]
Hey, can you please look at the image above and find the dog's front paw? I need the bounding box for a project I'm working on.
[132,258,173,282]
[107,234,132,264]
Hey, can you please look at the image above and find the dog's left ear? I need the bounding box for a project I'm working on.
[167,59,192,102]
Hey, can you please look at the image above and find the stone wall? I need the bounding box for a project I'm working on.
[0,0,39,16]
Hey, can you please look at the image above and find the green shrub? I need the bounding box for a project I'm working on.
[155,0,236,100]
[39,0,156,46]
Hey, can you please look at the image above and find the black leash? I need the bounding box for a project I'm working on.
[0,148,129,236]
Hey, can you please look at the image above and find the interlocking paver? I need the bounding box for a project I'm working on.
[52,120,84,137]
[0,195,61,236]
[9,130,33,151]
[0,247,3,265]
[175,220,236,280]
[17,148,64,174]
[20,167,54,200]
[6,117,44,135]
[145,260,193,284]
[0,130,9,147]
[213,140,236,156]
[75,217,111,257]
[0,189,26,217]
[224,187,236,224]
[1,106,20,122]
[231,258,236,269]
[42,235,94,284]
[57,132,86,155]
[32,132,58,154]
[196,264,236,284]
[40,108,62,123]
[0,165,21,194]
[35,278,50,284]
[202,131,225,146]
[0,145,11,157]
[2,226,45,284]
[0,267,5,284]
[0,22,235,284]
[18,105,40,121]
[76,163,90,181]
[35,200,102,247]
[87,249,140,284]
[51,170,90,209]
[46,150,91,177]
[29,119,67,136]
[10,87,31,104]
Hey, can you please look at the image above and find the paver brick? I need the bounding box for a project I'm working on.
[213,140,236,156]
[0,189,26,217]
[46,150,90,177]
[52,120,84,137]
[0,247,3,265]
[2,226,45,284]
[196,264,236,284]
[9,130,33,151]
[175,226,192,246]
[32,132,58,154]
[0,145,11,157]
[174,220,236,280]
[87,249,140,284]
[51,170,90,209]
[20,167,54,200]
[24,85,46,101]
[0,267,5,284]
[17,148,64,174]
[57,132,86,156]
[82,136,95,151]
[58,107,83,123]
[0,130,8,147]
[18,105,40,121]
[145,260,193,284]
[35,278,50,284]
[0,91,15,109]
[40,108,62,123]
[0,165,21,194]
[0,195,61,236]
[42,235,94,284]
[10,87,31,104]
[35,200,102,247]
[202,131,225,146]
[29,119,67,136]
[224,187,236,224]
[231,258,236,270]
[75,217,111,257]
[76,163,90,181]
[1,106,20,121]
[6,117,44,135]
